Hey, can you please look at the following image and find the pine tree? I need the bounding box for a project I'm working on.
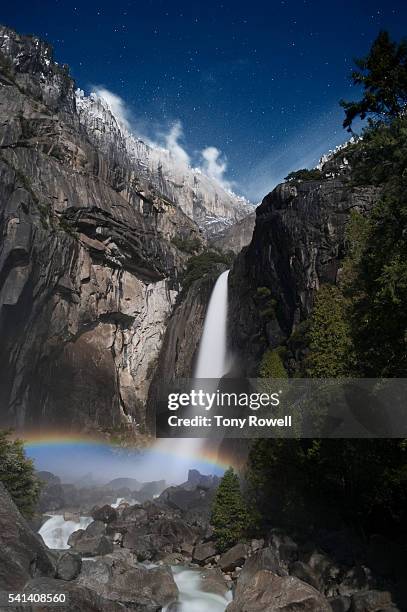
[340,31,407,131]
[307,285,355,377]
[0,430,41,517]
[210,467,249,552]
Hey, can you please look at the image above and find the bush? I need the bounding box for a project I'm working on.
[0,431,41,517]
[182,250,232,290]
[171,235,202,254]
[306,285,355,377]
[259,348,287,378]
[285,168,323,182]
[210,467,249,552]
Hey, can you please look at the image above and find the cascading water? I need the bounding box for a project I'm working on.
[39,515,92,549]
[194,269,230,379]
[165,567,232,612]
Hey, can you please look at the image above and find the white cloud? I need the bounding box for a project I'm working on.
[164,121,190,168]
[200,146,231,190]
[90,87,235,189]
[93,86,132,130]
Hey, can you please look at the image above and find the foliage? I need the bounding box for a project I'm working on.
[246,438,407,536]
[171,235,202,254]
[210,467,250,551]
[259,348,287,379]
[285,168,323,182]
[247,34,407,546]
[340,31,407,131]
[181,250,232,290]
[344,117,407,376]
[306,285,355,377]
[0,431,41,517]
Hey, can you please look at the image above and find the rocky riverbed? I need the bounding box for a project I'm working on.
[1,469,404,611]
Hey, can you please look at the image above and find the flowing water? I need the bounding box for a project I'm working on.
[39,514,92,549]
[194,270,230,379]
[165,567,232,611]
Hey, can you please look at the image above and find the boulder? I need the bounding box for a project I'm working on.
[199,568,231,597]
[193,542,217,564]
[72,534,113,557]
[269,531,298,564]
[227,570,332,611]
[329,596,352,612]
[289,561,320,590]
[84,520,106,537]
[56,551,82,581]
[91,504,117,524]
[78,556,178,608]
[219,543,249,572]
[121,505,148,523]
[122,530,170,561]
[350,590,394,612]
[238,547,287,587]
[21,577,124,611]
[0,482,56,590]
[67,529,85,548]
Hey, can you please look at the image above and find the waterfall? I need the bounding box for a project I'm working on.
[39,515,92,549]
[152,270,230,479]
[194,270,230,379]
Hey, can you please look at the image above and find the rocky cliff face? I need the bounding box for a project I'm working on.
[210,211,256,254]
[228,153,380,374]
[75,90,253,236]
[0,26,210,434]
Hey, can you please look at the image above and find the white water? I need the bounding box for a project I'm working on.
[152,270,231,468]
[39,515,92,549]
[194,270,230,379]
[165,567,232,612]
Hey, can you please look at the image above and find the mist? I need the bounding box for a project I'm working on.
[26,442,224,487]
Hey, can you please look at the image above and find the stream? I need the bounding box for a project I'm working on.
[39,513,232,611]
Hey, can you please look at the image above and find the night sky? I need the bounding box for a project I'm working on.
[1,1,407,201]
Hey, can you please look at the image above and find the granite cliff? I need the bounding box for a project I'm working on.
[228,151,380,375]
[0,25,250,434]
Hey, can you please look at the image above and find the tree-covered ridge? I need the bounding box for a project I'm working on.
[246,31,407,546]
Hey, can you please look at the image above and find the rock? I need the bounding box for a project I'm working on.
[193,542,217,564]
[350,590,394,612]
[67,529,85,548]
[180,542,193,556]
[289,561,321,590]
[0,482,56,590]
[338,565,375,597]
[210,212,256,254]
[56,551,82,581]
[329,595,352,612]
[20,577,124,611]
[0,25,250,433]
[78,556,178,608]
[238,546,287,589]
[251,538,265,552]
[72,534,113,557]
[121,505,148,523]
[269,531,298,564]
[227,570,332,611]
[91,504,117,524]
[228,158,379,374]
[219,543,249,572]
[199,568,231,597]
[84,520,106,537]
